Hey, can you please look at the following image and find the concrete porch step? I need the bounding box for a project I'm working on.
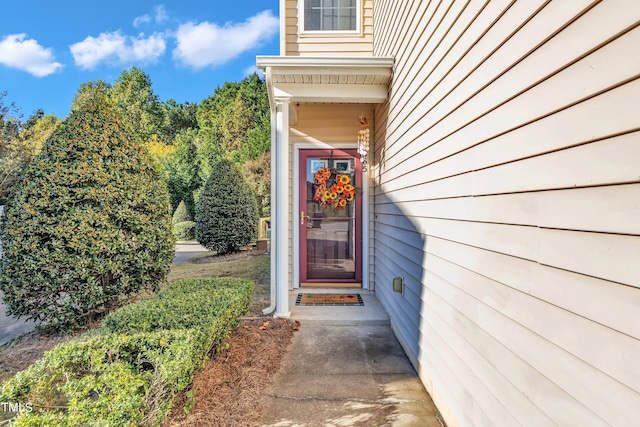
[289,288,390,326]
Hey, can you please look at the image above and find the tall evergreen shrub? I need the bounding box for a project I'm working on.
[172,200,191,224]
[0,94,175,329]
[195,158,257,254]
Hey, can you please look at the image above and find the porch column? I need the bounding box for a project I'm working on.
[274,97,291,318]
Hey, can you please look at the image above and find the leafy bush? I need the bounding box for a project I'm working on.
[172,200,192,224]
[0,95,175,330]
[100,278,253,335]
[195,158,258,254]
[173,220,196,241]
[1,278,254,426]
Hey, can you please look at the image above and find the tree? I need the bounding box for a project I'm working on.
[0,94,175,330]
[0,93,53,204]
[196,73,270,176]
[242,152,271,217]
[20,109,61,153]
[70,80,113,112]
[195,158,257,255]
[0,93,25,204]
[166,129,202,216]
[159,99,199,144]
[172,200,191,224]
[110,67,163,144]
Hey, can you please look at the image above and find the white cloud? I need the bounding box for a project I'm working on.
[134,5,169,28]
[173,10,278,69]
[133,15,151,28]
[154,6,169,25]
[70,31,166,69]
[0,34,63,77]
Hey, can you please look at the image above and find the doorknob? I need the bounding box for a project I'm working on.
[300,211,311,225]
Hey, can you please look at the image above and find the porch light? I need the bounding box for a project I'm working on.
[357,127,370,172]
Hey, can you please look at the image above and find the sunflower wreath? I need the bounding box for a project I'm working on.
[312,167,356,210]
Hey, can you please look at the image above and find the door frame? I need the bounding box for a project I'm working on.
[293,143,369,289]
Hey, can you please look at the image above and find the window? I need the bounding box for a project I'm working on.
[303,0,358,32]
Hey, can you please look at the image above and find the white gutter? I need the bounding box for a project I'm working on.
[256,56,394,69]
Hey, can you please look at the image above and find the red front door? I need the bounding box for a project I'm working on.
[299,149,362,286]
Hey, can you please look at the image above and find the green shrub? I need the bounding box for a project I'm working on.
[172,200,192,224]
[0,95,175,330]
[173,220,196,241]
[1,278,254,426]
[100,278,253,335]
[195,158,258,254]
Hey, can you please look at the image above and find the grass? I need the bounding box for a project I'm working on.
[167,249,271,317]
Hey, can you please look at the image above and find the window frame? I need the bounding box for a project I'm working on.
[299,0,362,36]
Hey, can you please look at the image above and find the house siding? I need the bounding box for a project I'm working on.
[285,0,374,56]
[372,1,640,426]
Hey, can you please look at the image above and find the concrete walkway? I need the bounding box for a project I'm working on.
[0,291,35,347]
[0,243,209,346]
[262,290,443,426]
[172,241,208,265]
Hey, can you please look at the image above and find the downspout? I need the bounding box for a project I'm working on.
[263,67,277,315]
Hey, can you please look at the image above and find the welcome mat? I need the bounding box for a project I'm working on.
[296,293,364,306]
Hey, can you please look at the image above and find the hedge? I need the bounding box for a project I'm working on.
[172,221,196,241]
[0,278,254,426]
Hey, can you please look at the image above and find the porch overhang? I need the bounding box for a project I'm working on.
[257,56,393,319]
[256,56,394,106]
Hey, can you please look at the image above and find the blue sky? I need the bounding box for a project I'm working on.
[0,1,280,119]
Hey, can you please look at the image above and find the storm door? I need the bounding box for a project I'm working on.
[299,149,362,286]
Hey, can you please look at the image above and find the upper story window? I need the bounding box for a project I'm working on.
[302,0,359,33]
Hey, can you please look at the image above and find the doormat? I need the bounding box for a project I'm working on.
[296,293,364,306]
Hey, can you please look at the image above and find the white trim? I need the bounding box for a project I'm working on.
[263,108,279,315]
[274,98,291,318]
[293,142,368,290]
[279,0,286,55]
[273,83,388,104]
[298,0,362,35]
[257,56,394,69]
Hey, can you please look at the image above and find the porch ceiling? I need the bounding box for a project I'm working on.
[256,56,394,105]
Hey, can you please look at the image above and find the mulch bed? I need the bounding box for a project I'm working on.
[164,317,299,427]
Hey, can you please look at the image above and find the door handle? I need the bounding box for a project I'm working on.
[300,211,311,225]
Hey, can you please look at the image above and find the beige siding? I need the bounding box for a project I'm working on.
[372,0,640,426]
[284,0,374,56]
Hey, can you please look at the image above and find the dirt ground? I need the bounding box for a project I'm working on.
[165,317,298,427]
[0,330,72,385]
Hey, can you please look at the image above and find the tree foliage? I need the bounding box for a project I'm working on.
[110,67,163,144]
[195,158,257,255]
[166,129,202,216]
[197,73,270,177]
[71,80,113,112]
[172,200,192,224]
[242,152,271,217]
[1,94,59,204]
[160,99,199,144]
[0,94,175,330]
